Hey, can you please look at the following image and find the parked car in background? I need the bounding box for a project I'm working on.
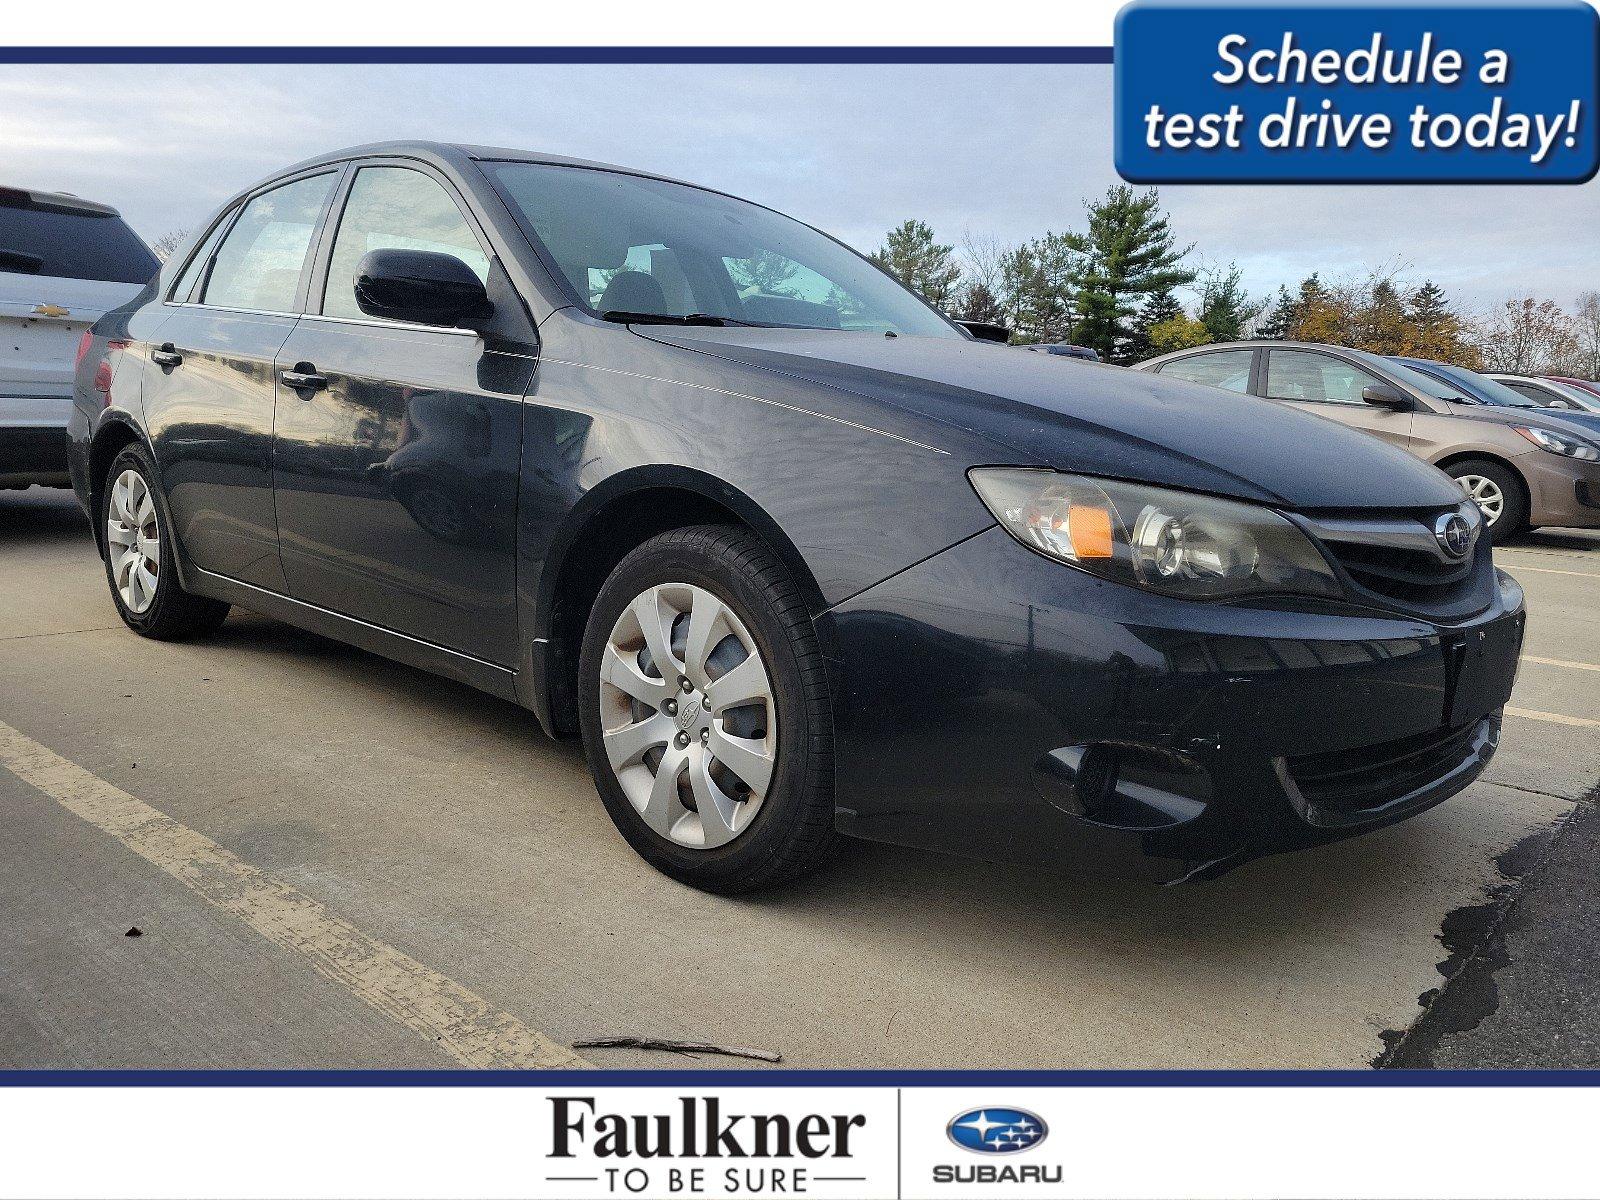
[1019,342,1101,361]
[1544,375,1600,404]
[1488,373,1600,413]
[1,186,158,489]
[1391,356,1600,443]
[1138,341,1600,541]
[73,142,1522,892]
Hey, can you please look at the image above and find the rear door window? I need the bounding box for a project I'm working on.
[201,173,337,313]
[1154,349,1254,393]
[0,189,158,284]
[1264,350,1379,404]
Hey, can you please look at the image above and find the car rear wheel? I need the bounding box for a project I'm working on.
[577,525,837,893]
[102,444,231,639]
[1446,459,1527,543]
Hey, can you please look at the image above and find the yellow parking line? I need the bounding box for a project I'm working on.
[1522,655,1600,673]
[0,719,589,1070]
[1505,706,1600,729]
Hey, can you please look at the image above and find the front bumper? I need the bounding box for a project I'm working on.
[822,526,1525,882]
[1522,452,1600,528]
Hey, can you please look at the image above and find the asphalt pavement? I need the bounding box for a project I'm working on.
[2,486,1597,1070]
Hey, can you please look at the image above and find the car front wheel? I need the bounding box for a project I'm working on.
[577,525,837,893]
[1446,458,1528,543]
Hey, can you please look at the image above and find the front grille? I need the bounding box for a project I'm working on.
[1294,507,1489,617]
[1281,717,1493,827]
[1324,538,1474,600]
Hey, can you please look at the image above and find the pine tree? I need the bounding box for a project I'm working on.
[1062,186,1195,363]
[1255,286,1297,339]
[1001,234,1078,344]
[1196,263,1260,344]
[1406,280,1478,365]
[870,220,963,312]
[1356,277,1412,356]
[1127,288,1184,360]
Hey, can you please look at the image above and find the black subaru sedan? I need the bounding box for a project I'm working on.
[70,141,1523,892]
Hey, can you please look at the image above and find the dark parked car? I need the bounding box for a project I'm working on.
[72,143,1523,892]
[1019,342,1101,361]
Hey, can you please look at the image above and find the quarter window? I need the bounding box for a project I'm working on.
[201,174,336,313]
[1155,350,1253,393]
[169,208,236,304]
[1264,350,1378,405]
[322,167,489,321]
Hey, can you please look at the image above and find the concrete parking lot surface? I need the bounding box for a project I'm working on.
[2,487,1597,1070]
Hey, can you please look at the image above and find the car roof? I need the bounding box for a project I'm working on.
[0,186,121,218]
[266,139,704,193]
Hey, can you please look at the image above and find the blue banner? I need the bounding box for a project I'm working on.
[1115,0,1600,182]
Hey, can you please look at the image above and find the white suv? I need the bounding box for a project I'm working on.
[2,186,157,489]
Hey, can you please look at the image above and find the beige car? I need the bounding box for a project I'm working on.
[1138,341,1600,541]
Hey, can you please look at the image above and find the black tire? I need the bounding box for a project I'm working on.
[101,443,231,640]
[1444,458,1528,544]
[577,525,837,893]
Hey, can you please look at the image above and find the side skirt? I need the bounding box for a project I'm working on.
[189,567,523,706]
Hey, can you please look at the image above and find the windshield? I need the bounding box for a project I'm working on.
[485,163,961,338]
[1347,350,1467,402]
[1400,358,1541,408]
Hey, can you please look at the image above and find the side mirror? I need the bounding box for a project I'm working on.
[956,319,1011,344]
[1361,383,1412,411]
[1550,399,1577,409]
[353,249,491,328]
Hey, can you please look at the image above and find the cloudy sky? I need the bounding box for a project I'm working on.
[4,62,1596,313]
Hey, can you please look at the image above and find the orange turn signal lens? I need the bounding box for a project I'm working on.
[1068,503,1115,558]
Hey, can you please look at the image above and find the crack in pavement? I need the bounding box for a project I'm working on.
[1375,779,1600,1068]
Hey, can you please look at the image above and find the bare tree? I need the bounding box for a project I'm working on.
[151,229,190,263]
[1573,291,1600,380]
[1474,297,1582,375]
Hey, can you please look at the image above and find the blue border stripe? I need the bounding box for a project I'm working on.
[3,1069,1599,1086]
[0,46,1113,65]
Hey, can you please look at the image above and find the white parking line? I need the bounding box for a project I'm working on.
[1522,655,1600,673]
[1505,706,1600,730]
[0,719,590,1070]
[1504,564,1600,579]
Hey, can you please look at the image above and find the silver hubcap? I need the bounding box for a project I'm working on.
[107,468,160,613]
[599,584,776,849]
[1457,474,1505,525]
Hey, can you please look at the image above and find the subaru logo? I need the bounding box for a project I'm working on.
[1435,512,1473,559]
[947,1107,1047,1154]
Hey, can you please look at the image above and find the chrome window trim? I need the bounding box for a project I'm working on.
[297,311,480,338]
[160,301,302,320]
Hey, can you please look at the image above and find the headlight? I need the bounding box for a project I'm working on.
[1514,425,1600,461]
[969,468,1342,601]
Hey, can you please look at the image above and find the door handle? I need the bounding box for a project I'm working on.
[151,343,183,368]
[281,364,327,393]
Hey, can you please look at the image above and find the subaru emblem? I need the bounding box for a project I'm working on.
[947,1107,1048,1154]
[1435,512,1472,559]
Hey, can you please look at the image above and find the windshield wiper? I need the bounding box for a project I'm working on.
[600,310,764,328]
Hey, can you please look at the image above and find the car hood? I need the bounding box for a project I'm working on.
[1438,400,1600,440]
[638,327,1465,511]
